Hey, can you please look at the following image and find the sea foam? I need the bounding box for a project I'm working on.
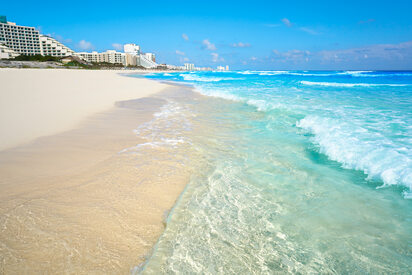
[180,74,238,82]
[300,81,408,87]
[297,115,412,197]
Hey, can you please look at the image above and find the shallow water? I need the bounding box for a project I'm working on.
[135,71,412,273]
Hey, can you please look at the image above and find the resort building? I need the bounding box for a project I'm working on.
[216,65,229,71]
[125,53,138,66]
[138,53,157,68]
[184,63,195,71]
[75,46,158,68]
[0,16,74,58]
[39,35,75,57]
[0,16,160,67]
[124,43,140,55]
[122,43,157,68]
[0,43,19,59]
[143,53,155,63]
[75,50,126,65]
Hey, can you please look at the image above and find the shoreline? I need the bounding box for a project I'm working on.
[0,69,196,273]
[0,68,169,151]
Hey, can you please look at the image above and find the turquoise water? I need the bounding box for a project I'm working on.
[137,71,412,273]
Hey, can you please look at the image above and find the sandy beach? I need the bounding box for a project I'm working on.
[0,69,193,273]
[0,69,169,151]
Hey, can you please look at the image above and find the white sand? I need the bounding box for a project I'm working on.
[0,68,167,151]
[0,69,195,273]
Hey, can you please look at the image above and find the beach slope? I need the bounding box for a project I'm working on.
[0,69,191,273]
[0,68,167,151]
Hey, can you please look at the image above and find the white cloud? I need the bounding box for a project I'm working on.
[280,18,319,35]
[273,49,311,62]
[203,39,217,51]
[178,56,189,64]
[232,42,251,48]
[182,33,189,41]
[211,53,219,62]
[54,34,72,44]
[318,41,412,63]
[299,27,319,35]
[250,56,257,61]
[270,40,412,69]
[77,40,94,50]
[282,18,292,27]
[175,50,185,55]
[112,43,123,51]
[211,52,224,62]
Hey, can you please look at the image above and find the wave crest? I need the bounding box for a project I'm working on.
[297,115,412,197]
[180,74,239,82]
[300,81,407,87]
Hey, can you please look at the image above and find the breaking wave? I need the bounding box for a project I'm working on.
[300,80,408,87]
[297,115,412,198]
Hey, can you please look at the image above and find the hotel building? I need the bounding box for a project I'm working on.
[75,50,126,65]
[122,43,157,68]
[0,43,18,59]
[0,16,159,68]
[39,35,75,57]
[0,16,75,58]
[217,65,229,71]
[75,49,157,68]
[184,63,195,71]
[124,43,140,55]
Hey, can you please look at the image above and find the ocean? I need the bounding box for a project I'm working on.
[133,71,412,273]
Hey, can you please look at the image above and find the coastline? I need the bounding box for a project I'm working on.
[0,68,169,151]
[140,71,412,274]
[0,69,195,273]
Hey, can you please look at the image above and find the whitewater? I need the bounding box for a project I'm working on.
[135,70,412,273]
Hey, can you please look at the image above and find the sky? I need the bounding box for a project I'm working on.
[2,0,412,70]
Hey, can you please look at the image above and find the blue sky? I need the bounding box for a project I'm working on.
[2,0,412,70]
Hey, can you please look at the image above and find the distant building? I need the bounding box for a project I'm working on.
[76,44,157,68]
[123,43,157,68]
[125,53,138,66]
[39,35,75,57]
[216,65,229,71]
[124,43,140,55]
[196,66,213,71]
[0,16,74,58]
[75,50,126,65]
[184,63,195,71]
[0,16,161,67]
[138,53,157,68]
[0,43,19,59]
[143,52,155,62]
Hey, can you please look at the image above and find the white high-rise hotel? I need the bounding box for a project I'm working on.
[0,15,74,59]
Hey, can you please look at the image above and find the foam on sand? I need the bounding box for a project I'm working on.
[0,85,200,274]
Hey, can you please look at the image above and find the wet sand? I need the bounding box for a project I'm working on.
[0,70,196,273]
